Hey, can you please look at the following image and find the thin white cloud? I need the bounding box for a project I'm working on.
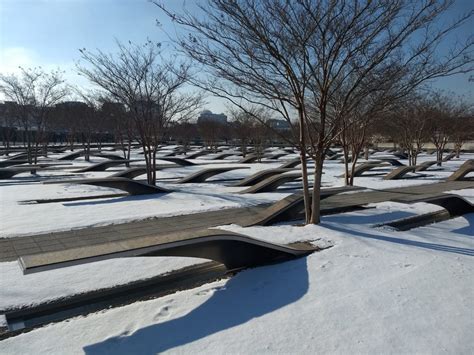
[0,47,37,74]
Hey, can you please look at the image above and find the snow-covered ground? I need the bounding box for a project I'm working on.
[0,148,472,354]
[1,151,470,238]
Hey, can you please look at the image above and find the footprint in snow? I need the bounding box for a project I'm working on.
[153,306,171,321]
[320,261,333,269]
[195,286,220,296]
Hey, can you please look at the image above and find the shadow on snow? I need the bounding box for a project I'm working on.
[84,257,309,354]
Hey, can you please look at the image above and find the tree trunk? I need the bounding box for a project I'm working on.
[297,108,311,224]
[299,151,311,224]
[142,141,152,185]
[310,154,324,224]
[82,134,90,162]
[436,147,443,166]
[342,146,350,186]
[151,148,157,185]
[43,141,48,158]
[455,142,461,158]
[87,139,91,161]
[349,155,358,186]
[31,139,39,174]
[126,140,131,167]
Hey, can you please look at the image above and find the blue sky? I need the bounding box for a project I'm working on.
[1,0,473,110]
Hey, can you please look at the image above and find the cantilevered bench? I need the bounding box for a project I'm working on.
[381,193,474,230]
[156,157,196,166]
[241,186,365,226]
[238,172,302,194]
[414,160,438,171]
[0,160,30,168]
[44,177,170,195]
[237,154,261,163]
[392,152,408,159]
[278,158,301,169]
[267,153,288,160]
[57,151,84,160]
[442,152,456,162]
[394,193,474,216]
[4,153,27,161]
[383,165,421,180]
[378,158,405,166]
[326,153,344,161]
[340,162,388,178]
[232,168,295,187]
[58,151,123,161]
[109,167,148,179]
[109,164,182,179]
[92,152,126,160]
[177,166,249,183]
[447,160,474,181]
[0,164,72,179]
[210,153,236,160]
[18,229,317,274]
[0,167,40,179]
[75,160,135,173]
[186,150,212,159]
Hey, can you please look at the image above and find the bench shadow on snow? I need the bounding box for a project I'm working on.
[324,211,414,225]
[450,213,474,236]
[327,223,474,257]
[61,192,172,207]
[61,186,270,208]
[83,257,309,354]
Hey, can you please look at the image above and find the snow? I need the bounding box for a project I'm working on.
[0,257,207,311]
[0,184,249,238]
[0,183,286,239]
[1,206,472,354]
[0,162,292,238]
[0,149,472,354]
[445,188,474,202]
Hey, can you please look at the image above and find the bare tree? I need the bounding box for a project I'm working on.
[249,120,272,161]
[101,100,134,162]
[155,0,473,223]
[228,107,253,157]
[339,115,372,185]
[337,79,406,185]
[78,41,203,185]
[198,118,226,151]
[0,102,19,155]
[0,67,68,164]
[228,105,271,159]
[385,97,431,166]
[170,121,198,152]
[448,96,474,158]
[425,92,471,165]
[52,101,84,151]
[452,115,474,157]
[71,90,106,161]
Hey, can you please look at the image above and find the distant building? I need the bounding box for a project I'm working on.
[101,101,126,113]
[0,101,14,127]
[0,101,28,129]
[55,101,88,109]
[197,110,227,124]
[267,119,291,130]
